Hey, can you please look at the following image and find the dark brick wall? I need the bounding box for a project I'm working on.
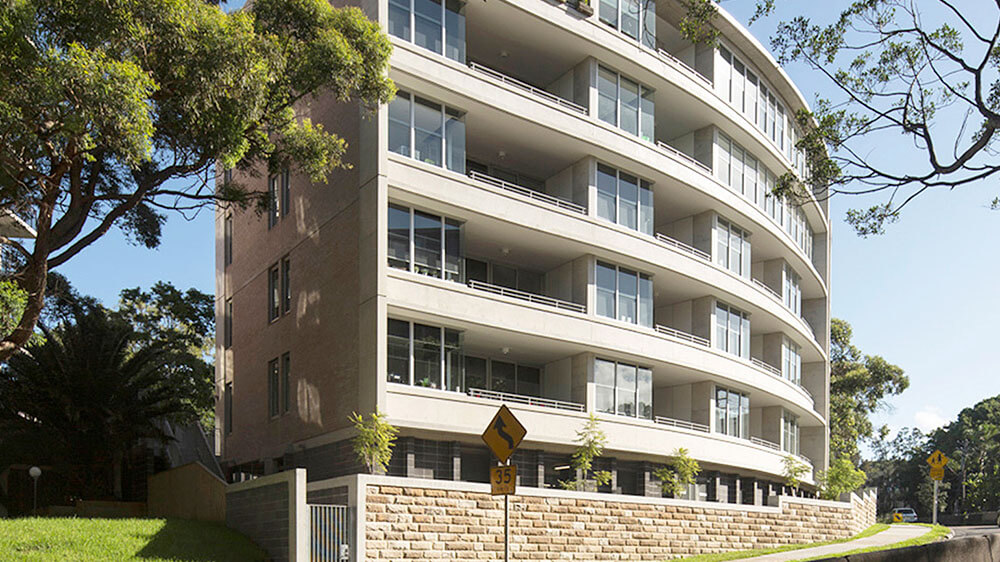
[288,439,364,482]
[307,486,349,505]
[226,482,289,562]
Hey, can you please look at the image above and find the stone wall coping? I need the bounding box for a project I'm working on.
[311,473,863,514]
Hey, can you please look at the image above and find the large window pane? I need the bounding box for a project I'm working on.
[728,389,740,437]
[616,363,636,416]
[387,319,410,384]
[599,0,617,27]
[413,210,442,277]
[413,0,443,54]
[465,356,487,391]
[414,97,443,165]
[492,263,517,290]
[598,67,618,126]
[491,360,516,393]
[444,329,462,391]
[595,359,616,414]
[388,92,411,157]
[596,262,617,319]
[618,173,638,230]
[640,87,655,141]
[465,258,488,283]
[740,394,750,439]
[621,0,639,40]
[637,368,652,419]
[444,0,465,62]
[444,218,461,281]
[639,181,654,235]
[715,388,727,433]
[517,366,541,397]
[388,204,410,270]
[597,164,618,223]
[413,323,441,389]
[715,305,728,352]
[388,0,411,40]
[445,108,465,172]
[620,78,639,136]
[641,0,655,48]
[617,268,637,324]
[638,274,653,328]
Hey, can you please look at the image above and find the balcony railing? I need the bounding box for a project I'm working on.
[468,279,586,313]
[750,436,780,451]
[655,140,712,175]
[468,171,586,215]
[752,278,781,301]
[656,48,713,87]
[654,324,710,347]
[751,357,782,378]
[467,388,585,412]
[654,415,709,433]
[654,232,711,261]
[468,62,588,115]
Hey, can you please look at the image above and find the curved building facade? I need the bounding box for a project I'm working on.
[216,0,830,503]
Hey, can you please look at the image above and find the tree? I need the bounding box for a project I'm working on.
[829,318,908,465]
[0,0,394,361]
[653,447,701,498]
[349,410,398,475]
[676,1,1000,235]
[782,455,810,492]
[560,413,613,491]
[817,455,867,500]
[0,304,199,499]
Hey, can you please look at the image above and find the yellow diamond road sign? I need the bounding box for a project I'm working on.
[930,466,945,481]
[926,450,949,468]
[481,405,526,463]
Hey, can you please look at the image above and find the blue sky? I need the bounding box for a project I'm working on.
[56,0,999,451]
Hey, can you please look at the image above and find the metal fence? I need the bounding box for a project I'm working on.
[310,504,351,562]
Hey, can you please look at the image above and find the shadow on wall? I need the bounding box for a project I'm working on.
[134,519,267,561]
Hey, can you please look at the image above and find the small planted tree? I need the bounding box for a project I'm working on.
[560,413,613,491]
[817,455,867,500]
[349,410,398,475]
[782,455,810,493]
[653,447,701,498]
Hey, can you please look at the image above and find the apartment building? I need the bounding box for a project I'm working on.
[216,0,831,503]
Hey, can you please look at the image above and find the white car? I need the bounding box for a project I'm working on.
[892,507,918,523]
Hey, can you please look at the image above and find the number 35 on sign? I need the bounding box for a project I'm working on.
[491,464,517,496]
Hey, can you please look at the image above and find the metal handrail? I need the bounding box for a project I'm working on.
[655,140,713,174]
[655,47,713,87]
[752,278,782,301]
[468,61,588,114]
[654,324,710,347]
[654,232,711,261]
[751,357,782,378]
[467,387,585,411]
[655,416,710,433]
[750,436,780,451]
[468,171,586,214]
[468,279,586,313]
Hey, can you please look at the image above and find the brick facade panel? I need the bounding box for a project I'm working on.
[226,482,289,562]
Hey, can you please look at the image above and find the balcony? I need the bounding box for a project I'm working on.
[467,279,585,314]
[467,387,584,412]
[467,170,585,215]
[468,62,586,115]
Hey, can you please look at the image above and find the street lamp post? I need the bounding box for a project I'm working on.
[28,466,41,515]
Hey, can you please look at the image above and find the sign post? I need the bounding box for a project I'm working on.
[482,405,526,562]
[926,450,949,526]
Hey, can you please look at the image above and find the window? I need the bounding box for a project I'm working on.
[782,336,801,386]
[716,133,760,199]
[281,353,291,414]
[224,382,233,435]
[595,358,652,419]
[715,302,750,359]
[267,169,289,228]
[715,217,750,278]
[783,263,801,316]
[597,66,655,141]
[387,204,462,281]
[268,358,280,418]
[596,164,654,235]
[388,91,465,172]
[596,261,653,327]
[267,264,280,322]
[386,318,462,391]
[715,387,749,438]
[464,357,541,396]
[281,169,291,218]
[224,214,233,267]
[599,0,655,48]
[782,410,800,454]
[224,298,233,349]
[281,257,291,315]
[388,0,466,63]
[464,258,543,294]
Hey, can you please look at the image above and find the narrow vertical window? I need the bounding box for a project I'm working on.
[224,382,233,435]
[267,264,280,322]
[281,352,291,414]
[388,203,411,270]
[596,262,617,321]
[597,66,619,126]
[268,358,280,418]
[715,217,750,278]
[224,214,233,267]
[782,337,802,386]
[224,298,233,349]
[268,174,279,228]
[715,303,749,358]
[595,358,616,414]
[388,92,412,157]
[413,323,442,389]
[715,387,749,437]
[281,257,291,315]
[414,96,444,166]
[387,319,411,384]
[280,169,291,220]
[616,362,637,416]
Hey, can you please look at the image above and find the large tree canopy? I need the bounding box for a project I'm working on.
[0,0,394,361]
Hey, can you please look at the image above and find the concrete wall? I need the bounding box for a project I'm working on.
[347,475,876,561]
[148,462,226,522]
[226,469,308,562]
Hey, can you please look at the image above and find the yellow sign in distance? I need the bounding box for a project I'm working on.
[490,464,517,496]
[892,512,903,523]
[930,466,945,481]
[481,405,527,463]
[926,450,949,468]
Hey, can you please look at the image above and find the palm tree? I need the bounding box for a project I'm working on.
[0,305,197,500]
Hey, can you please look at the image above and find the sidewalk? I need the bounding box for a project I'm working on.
[747,524,930,561]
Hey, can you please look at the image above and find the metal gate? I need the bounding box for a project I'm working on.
[309,504,352,562]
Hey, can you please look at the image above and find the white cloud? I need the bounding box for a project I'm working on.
[914,406,948,432]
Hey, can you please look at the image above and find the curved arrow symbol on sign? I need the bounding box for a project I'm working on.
[494,417,515,449]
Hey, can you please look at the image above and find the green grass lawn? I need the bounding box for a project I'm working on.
[0,517,267,561]
[674,523,890,561]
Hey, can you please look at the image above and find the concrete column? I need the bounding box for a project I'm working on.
[535,451,545,488]
[450,442,461,481]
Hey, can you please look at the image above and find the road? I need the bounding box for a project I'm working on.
[950,525,1000,538]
